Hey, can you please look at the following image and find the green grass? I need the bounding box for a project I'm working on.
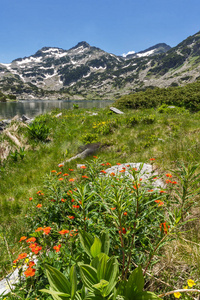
[0,106,200,296]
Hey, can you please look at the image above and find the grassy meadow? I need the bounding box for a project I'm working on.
[0,103,200,299]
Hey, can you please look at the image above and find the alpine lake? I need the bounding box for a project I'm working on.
[0,99,114,120]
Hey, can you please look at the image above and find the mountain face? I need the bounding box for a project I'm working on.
[0,31,200,100]
[123,43,171,59]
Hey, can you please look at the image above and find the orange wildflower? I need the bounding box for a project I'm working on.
[69,178,75,182]
[29,197,33,201]
[101,163,105,166]
[29,243,38,249]
[159,190,166,194]
[150,158,155,161]
[123,212,127,216]
[36,204,42,208]
[93,156,98,159]
[19,236,27,242]
[18,253,27,260]
[172,181,177,184]
[36,190,42,194]
[116,163,121,165]
[58,178,64,181]
[69,168,74,171]
[53,244,61,252]
[166,179,172,184]
[106,162,111,166]
[31,245,42,254]
[57,172,62,175]
[119,227,126,234]
[80,165,86,169]
[110,172,115,176]
[68,216,75,219]
[61,198,66,202]
[111,207,116,210]
[82,175,88,178]
[160,222,170,234]
[72,205,80,209]
[28,261,35,267]
[42,227,51,235]
[26,237,36,243]
[63,173,69,176]
[58,164,64,167]
[166,173,172,178]
[24,267,36,277]
[148,189,154,192]
[59,229,69,235]
[13,259,18,264]
[35,227,43,232]
[119,170,125,173]
[155,200,164,206]
[100,170,107,174]
[51,170,57,173]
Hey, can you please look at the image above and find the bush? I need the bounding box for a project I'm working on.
[125,115,140,127]
[157,104,188,114]
[81,133,98,144]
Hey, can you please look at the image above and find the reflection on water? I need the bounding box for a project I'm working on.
[0,99,114,119]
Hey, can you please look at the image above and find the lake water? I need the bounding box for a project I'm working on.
[0,99,114,119]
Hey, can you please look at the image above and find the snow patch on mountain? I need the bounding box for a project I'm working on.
[122,50,136,57]
[136,49,156,57]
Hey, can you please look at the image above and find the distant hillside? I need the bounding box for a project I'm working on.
[115,80,200,111]
[0,31,200,99]
[0,90,16,102]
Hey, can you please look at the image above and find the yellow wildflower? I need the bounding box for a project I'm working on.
[174,292,181,298]
[183,286,188,289]
[187,279,196,287]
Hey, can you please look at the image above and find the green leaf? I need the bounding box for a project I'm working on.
[40,288,70,298]
[125,266,144,298]
[84,292,105,299]
[97,254,108,281]
[93,279,109,291]
[116,280,127,297]
[80,264,98,292]
[44,264,71,294]
[135,291,162,300]
[103,257,119,296]
[70,265,77,300]
[79,230,94,257]
[100,232,110,255]
[91,253,107,270]
[90,236,102,258]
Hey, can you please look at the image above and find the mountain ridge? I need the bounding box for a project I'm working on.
[0,31,200,100]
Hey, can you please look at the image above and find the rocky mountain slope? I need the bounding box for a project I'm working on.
[0,31,200,100]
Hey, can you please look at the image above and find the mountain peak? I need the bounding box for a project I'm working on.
[70,41,90,50]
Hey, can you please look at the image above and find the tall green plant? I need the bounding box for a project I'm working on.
[27,121,50,141]
[41,233,161,300]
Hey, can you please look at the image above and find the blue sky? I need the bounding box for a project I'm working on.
[0,0,200,63]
